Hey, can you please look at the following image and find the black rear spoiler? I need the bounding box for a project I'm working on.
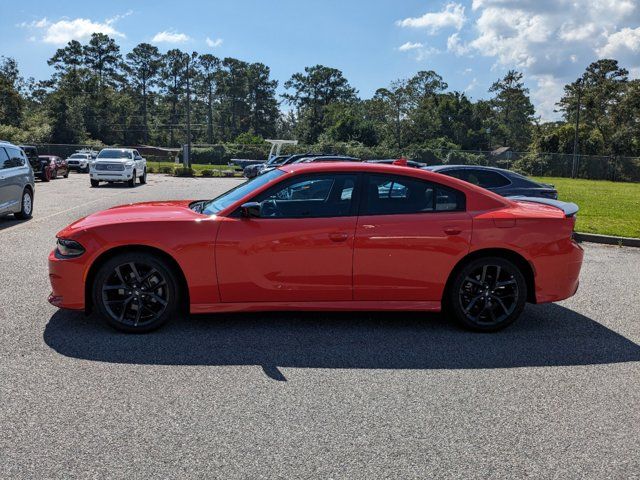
[509,196,579,217]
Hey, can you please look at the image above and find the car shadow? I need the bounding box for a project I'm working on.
[0,216,30,231]
[43,304,640,380]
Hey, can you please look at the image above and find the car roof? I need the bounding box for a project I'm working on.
[425,164,515,175]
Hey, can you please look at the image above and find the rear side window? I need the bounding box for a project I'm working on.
[363,174,465,215]
[255,173,358,218]
[455,169,510,188]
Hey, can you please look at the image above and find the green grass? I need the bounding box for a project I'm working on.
[533,177,640,238]
[148,161,235,173]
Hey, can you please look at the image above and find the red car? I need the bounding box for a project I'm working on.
[38,155,69,180]
[48,162,583,333]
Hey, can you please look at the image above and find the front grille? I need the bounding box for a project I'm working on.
[95,163,124,171]
[68,160,79,165]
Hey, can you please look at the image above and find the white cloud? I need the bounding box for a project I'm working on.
[465,77,479,92]
[447,33,470,56]
[458,0,640,120]
[152,30,190,44]
[205,37,223,48]
[18,14,128,45]
[597,27,640,58]
[396,3,465,34]
[398,41,423,51]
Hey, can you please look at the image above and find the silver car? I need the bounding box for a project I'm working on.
[0,141,35,220]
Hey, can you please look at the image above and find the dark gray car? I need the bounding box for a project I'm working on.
[423,165,558,199]
[0,141,35,219]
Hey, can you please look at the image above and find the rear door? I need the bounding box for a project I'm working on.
[353,173,472,301]
[216,172,360,303]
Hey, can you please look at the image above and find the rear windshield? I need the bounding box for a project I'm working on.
[97,149,132,159]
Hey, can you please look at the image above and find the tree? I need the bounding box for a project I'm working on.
[558,59,629,154]
[283,65,357,142]
[0,57,23,126]
[125,43,161,143]
[246,62,279,138]
[488,70,535,150]
[196,54,221,143]
[160,49,189,146]
[83,33,122,88]
[374,80,412,147]
[48,40,84,74]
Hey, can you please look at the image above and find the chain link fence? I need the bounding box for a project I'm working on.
[30,143,640,182]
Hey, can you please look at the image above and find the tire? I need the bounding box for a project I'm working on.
[448,256,527,332]
[139,167,147,184]
[82,165,89,173]
[14,188,33,220]
[52,168,58,179]
[63,170,69,178]
[90,179,100,188]
[128,171,136,188]
[92,252,179,333]
[41,168,51,182]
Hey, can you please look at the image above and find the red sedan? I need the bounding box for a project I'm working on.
[48,162,583,333]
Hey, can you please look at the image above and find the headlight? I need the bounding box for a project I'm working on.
[56,238,85,258]
[125,162,134,169]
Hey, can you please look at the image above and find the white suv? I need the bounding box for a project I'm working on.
[90,148,147,188]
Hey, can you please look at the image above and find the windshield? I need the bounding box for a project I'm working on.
[202,168,284,215]
[97,149,132,159]
[69,153,87,159]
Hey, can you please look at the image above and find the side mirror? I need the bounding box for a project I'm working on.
[240,202,261,218]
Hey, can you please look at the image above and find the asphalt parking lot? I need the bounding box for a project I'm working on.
[1,172,639,479]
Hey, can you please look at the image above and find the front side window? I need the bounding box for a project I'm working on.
[363,174,464,215]
[202,168,285,215]
[254,173,357,218]
[0,148,11,169]
[4,147,25,168]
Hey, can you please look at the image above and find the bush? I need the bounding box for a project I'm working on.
[174,167,195,177]
[512,153,550,176]
[159,166,174,174]
[443,151,488,166]
[146,166,155,173]
[200,169,214,177]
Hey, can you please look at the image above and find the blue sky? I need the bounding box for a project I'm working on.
[2,0,640,120]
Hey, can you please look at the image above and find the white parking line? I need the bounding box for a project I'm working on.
[0,190,139,234]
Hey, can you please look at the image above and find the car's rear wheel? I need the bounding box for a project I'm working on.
[41,168,51,182]
[93,253,179,333]
[128,171,136,187]
[90,179,100,188]
[14,188,33,220]
[140,167,147,184]
[448,256,526,332]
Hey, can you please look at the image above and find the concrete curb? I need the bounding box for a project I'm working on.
[575,232,640,248]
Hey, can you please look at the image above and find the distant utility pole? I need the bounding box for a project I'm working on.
[571,78,582,179]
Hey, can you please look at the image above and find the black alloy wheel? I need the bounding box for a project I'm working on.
[449,257,526,332]
[93,253,178,332]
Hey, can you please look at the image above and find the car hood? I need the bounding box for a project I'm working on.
[58,200,209,235]
[93,158,130,163]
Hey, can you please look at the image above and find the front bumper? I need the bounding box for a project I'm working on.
[90,171,133,181]
[48,249,86,310]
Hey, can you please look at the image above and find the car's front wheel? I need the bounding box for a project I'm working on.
[128,171,136,188]
[90,179,100,188]
[448,256,526,332]
[93,253,179,333]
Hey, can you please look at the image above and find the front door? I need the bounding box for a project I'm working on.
[353,173,472,301]
[216,172,359,303]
